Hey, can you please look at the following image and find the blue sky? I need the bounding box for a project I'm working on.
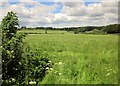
[51,2,62,13]
[8,0,20,4]
[85,2,100,6]
[1,0,118,27]
[7,0,99,13]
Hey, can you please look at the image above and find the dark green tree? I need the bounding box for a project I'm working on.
[2,11,19,39]
[1,11,53,85]
[1,11,27,85]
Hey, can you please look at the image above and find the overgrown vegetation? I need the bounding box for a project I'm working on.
[1,11,26,85]
[19,24,120,34]
[1,11,53,85]
[84,29,105,34]
[25,33,118,84]
[1,11,118,85]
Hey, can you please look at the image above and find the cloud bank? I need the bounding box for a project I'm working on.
[0,0,118,27]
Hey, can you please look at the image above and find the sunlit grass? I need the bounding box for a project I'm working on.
[22,30,118,84]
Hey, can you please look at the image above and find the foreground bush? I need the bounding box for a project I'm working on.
[1,11,27,85]
[1,11,53,85]
[25,49,53,84]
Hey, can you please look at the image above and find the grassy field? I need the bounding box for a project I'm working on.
[21,30,118,84]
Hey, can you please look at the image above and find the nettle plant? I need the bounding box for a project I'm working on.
[1,11,26,85]
[1,11,53,85]
[26,49,53,84]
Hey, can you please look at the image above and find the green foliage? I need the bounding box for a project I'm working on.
[2,11,19,39]
[78,27,86,32]
[21,26,26,30]
[85,29,105,34]
[24,49,53,84]
[102,24,120,34]
[20,24,120,34]
[1,11,118,85]
[1,11,27,85]
[45,30,47,34]
[25,31,118,84]
[1,11,53,85]
[74,29,80,34]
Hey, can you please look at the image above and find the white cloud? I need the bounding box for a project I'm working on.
[87,3,104,17]
[0,0,57,27]
[58,1,118,27]
[0,0,118,27]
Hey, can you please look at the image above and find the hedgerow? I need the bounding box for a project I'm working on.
[1,11,53,85]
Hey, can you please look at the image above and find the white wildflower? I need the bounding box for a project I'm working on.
[29,81,36,84]
[55,71,58,74]
[50,68,53,70]
[48,61,51,63]
[59,73,62,75]
[0,46,2,48]
[105,73,110,77]
[19,62,21,65]
[58,62,62,65]
[11,50,14,53]
[46,67,49,70]
[11,78,15,82]
[113,71,116,73]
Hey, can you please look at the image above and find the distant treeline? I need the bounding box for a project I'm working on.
[19,24,120,34]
